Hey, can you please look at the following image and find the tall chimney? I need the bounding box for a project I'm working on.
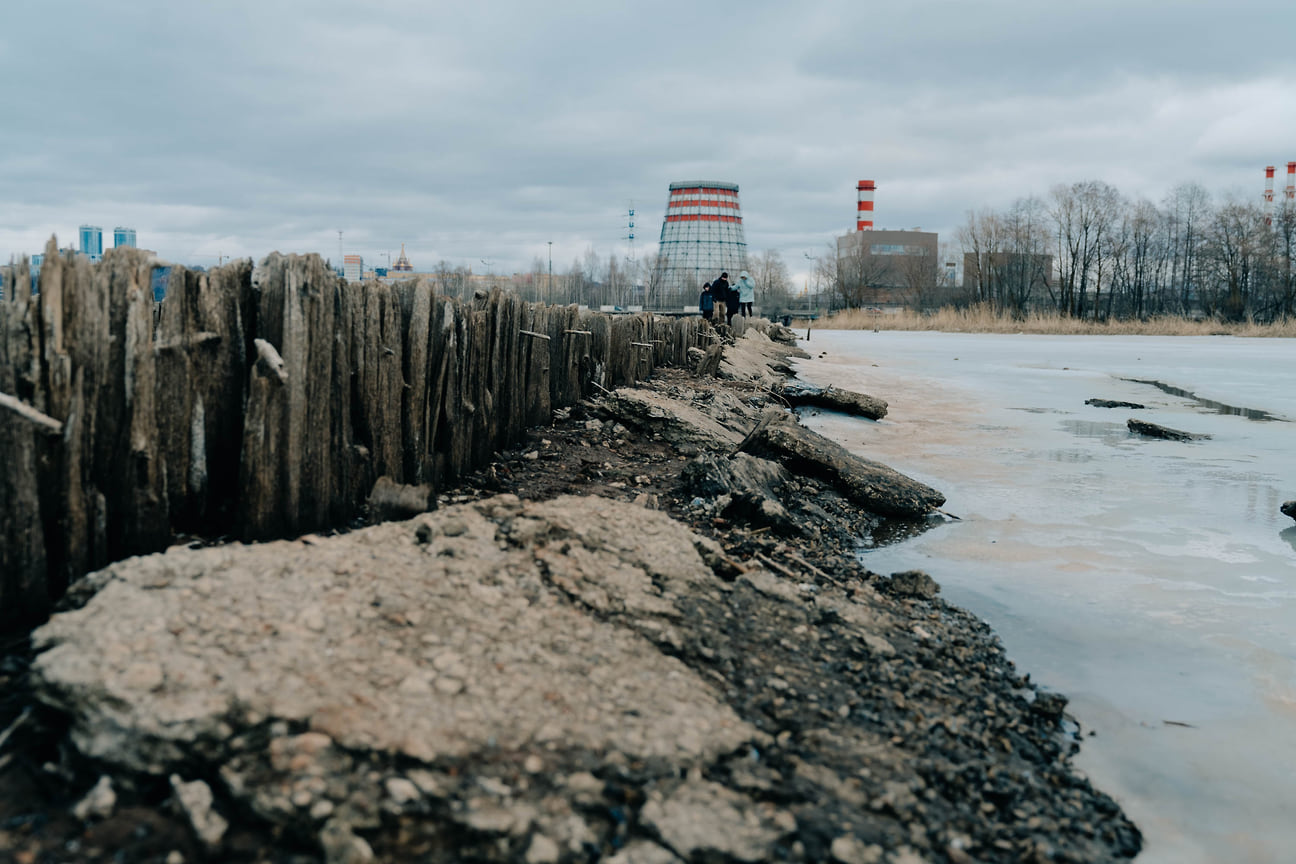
[856,180,875,231]
[1286,162,1295,202]
[1264,166,1276,225]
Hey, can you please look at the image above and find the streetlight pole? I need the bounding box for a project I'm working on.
[547,241,553,305]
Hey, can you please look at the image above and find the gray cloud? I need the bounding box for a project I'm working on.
[3,0,1293,278]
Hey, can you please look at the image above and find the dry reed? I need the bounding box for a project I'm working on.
[799,305,1296,338]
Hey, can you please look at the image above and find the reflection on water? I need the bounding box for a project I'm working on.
[861,512,950,549]
[1124,378,1286,422]
[1059,419,1128,441]
[793,331,1296,864]
[1045,448,1096,464]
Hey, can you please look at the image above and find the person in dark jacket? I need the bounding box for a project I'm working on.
[698,281,715,320]
[712,272,734,325]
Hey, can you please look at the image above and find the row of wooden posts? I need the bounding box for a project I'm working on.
[0,244,712,634]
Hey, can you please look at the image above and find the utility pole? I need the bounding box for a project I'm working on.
[547,241,553,305]
[337,230,343,271]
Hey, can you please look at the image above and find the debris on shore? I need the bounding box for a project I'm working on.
[0,324,1141,863]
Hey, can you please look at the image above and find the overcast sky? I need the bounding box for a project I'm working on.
[4,0,1294,284]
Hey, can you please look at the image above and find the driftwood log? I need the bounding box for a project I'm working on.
[1086,398,1146,409]
[1127,419,1208,441]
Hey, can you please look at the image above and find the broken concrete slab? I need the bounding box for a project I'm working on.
[681,453,798,534]
[30,495,760,778]
[600,388,745,451]
[781,382,888,421]
[743,418,945,519]
[718,329,809,388]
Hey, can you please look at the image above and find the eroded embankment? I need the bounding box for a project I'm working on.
[1,327,1140,863]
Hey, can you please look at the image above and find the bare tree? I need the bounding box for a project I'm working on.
[435,259,469,301]
[1162,183,1211,315]
[1202,201,1267,321]
[830,240,892,309]
[1050,180,1121,318]
[957,198,1050,315]
[642,251,667,310]
[958,208,1004,306]
[749,249,791,314]
[894,246,938,310]
[1270,197,1296,321]
[1000,197,1051,314]
[1107,198,1168,319]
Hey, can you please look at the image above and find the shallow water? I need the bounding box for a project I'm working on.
[792,331,1296,864]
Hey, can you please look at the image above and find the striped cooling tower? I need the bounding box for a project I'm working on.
[652,181,747,306]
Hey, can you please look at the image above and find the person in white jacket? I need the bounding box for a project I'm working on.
[736,271,756,318]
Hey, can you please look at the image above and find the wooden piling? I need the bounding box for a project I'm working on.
[0,248,772,635]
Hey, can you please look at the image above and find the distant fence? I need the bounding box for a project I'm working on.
[0,244,713,634]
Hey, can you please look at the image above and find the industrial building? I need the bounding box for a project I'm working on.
[651,181,747,308]
[834,181,938,309]
[1262,162,1296,226]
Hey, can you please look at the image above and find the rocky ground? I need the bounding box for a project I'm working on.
[0,325,1141,863]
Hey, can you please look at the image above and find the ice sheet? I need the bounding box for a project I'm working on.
[794,331,1296,864]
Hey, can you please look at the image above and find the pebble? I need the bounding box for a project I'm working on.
[525,833,560,864]
[385,777,420,805]
[71,775,116,821]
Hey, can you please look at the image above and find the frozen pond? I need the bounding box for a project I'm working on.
[791,330,1296,864]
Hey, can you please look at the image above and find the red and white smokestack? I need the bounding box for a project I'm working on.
[1286,162,1295,202]
[856,180,875,231]
[1265,166,1276,225]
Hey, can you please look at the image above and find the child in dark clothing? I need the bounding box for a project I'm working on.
[698,282,715,320]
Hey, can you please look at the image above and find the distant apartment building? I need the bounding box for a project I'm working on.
[79,225,103,262]
[113,227,137,248]
[834,228,940,308]
[343,254,363,283]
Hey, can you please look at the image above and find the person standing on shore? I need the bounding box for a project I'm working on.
[712,271,733,325]
[737,271,755,318]
[698,281,715,321]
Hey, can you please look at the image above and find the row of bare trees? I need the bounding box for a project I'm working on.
[418,248,796,314]
[962,181,1296,321]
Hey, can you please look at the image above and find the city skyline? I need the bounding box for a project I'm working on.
[2,2,1293,285]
